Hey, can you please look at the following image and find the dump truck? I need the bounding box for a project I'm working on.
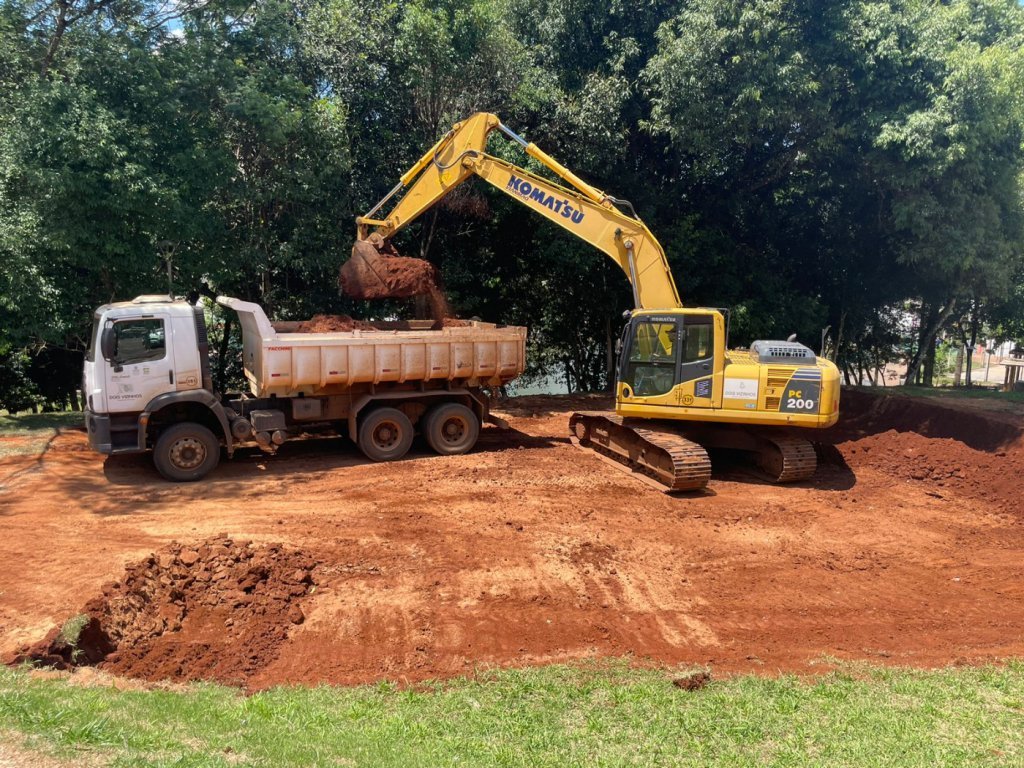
[82,294,526,481]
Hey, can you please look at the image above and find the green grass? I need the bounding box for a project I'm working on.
[0,411,82,459]
[1,661,1022,767]
[897,385,1024,402]
[0,410,83,437]
[854,385,1024,414]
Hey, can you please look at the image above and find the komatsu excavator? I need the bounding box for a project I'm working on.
[341,112,840,491]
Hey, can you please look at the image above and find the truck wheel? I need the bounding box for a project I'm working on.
[153,422,221,482]
[358,407,414,462]
[424,403,480,456]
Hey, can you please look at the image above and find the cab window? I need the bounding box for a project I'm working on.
[113,319,166,364]
[682,323,712,361]
[623,321,677,396]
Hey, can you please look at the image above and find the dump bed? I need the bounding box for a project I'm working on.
[217,297,527,397]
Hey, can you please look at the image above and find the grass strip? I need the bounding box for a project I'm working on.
[0,661,1021,767]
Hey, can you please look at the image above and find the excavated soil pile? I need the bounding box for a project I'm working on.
[296,314,377,333]
[827,388,1022,450]
[9,538,318,686]
[824,389,1023,514]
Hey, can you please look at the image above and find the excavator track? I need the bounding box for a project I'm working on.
[755,435,818,483]
[569,412,712,493]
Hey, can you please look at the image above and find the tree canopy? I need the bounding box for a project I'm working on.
[1,0,1023,404]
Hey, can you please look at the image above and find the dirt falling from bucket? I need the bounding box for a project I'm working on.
[340,239,454,321]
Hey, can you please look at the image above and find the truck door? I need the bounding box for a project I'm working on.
[102,314,175,413]
[676,314,715,408]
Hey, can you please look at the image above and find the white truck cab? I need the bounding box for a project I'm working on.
[84,295,230,479]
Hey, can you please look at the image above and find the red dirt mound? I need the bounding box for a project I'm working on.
[823,389,1023,515]
[9,538,318,687]
[836,429,1021,514]
[827,389,1022,450]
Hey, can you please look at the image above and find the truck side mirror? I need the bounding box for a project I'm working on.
[100,323,117,362]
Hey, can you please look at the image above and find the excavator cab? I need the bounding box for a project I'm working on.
[617,310,722,408]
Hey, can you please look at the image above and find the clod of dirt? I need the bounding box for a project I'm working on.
[672,670,711,691]
[340,240,439,300]
[340,239,454,319]
[9,538,318,687]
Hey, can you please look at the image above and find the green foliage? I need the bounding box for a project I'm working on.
[1,661,1023,766]
[1,0,1023,399]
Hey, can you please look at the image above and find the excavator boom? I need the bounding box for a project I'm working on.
[345,113,681,311]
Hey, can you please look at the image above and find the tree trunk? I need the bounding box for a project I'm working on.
[905,299,958,386]
[834,310,846,364]
[965,300,979,387]
[40,2,70,77]
[923,341,936,387]
[953,344,964,387]
[216,315,232,391]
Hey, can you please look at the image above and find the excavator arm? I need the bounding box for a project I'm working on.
[347,112,682,311]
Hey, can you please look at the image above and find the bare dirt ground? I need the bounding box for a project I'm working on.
[2,391,1022,689]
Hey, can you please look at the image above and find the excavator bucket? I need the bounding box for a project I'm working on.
[340,239,437,300]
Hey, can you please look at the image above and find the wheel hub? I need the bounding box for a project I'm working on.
[441,417,466,443]
[169,437,206,470]
[373,423,399,448]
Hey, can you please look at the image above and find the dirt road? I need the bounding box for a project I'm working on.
[2,391,1022,688]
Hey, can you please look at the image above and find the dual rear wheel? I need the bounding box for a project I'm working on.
[357,402,479,462]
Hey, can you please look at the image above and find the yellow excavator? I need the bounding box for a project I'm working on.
[341,112,840,491]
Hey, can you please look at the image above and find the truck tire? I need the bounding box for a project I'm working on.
[423,402,480,456]
[153,422,221,482]
[358,407,414,462]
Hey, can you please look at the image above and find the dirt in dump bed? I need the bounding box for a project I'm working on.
[293,314,471,332]
[296,314,378,333]
[9,538,318,688]
[3,389,1024,689]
